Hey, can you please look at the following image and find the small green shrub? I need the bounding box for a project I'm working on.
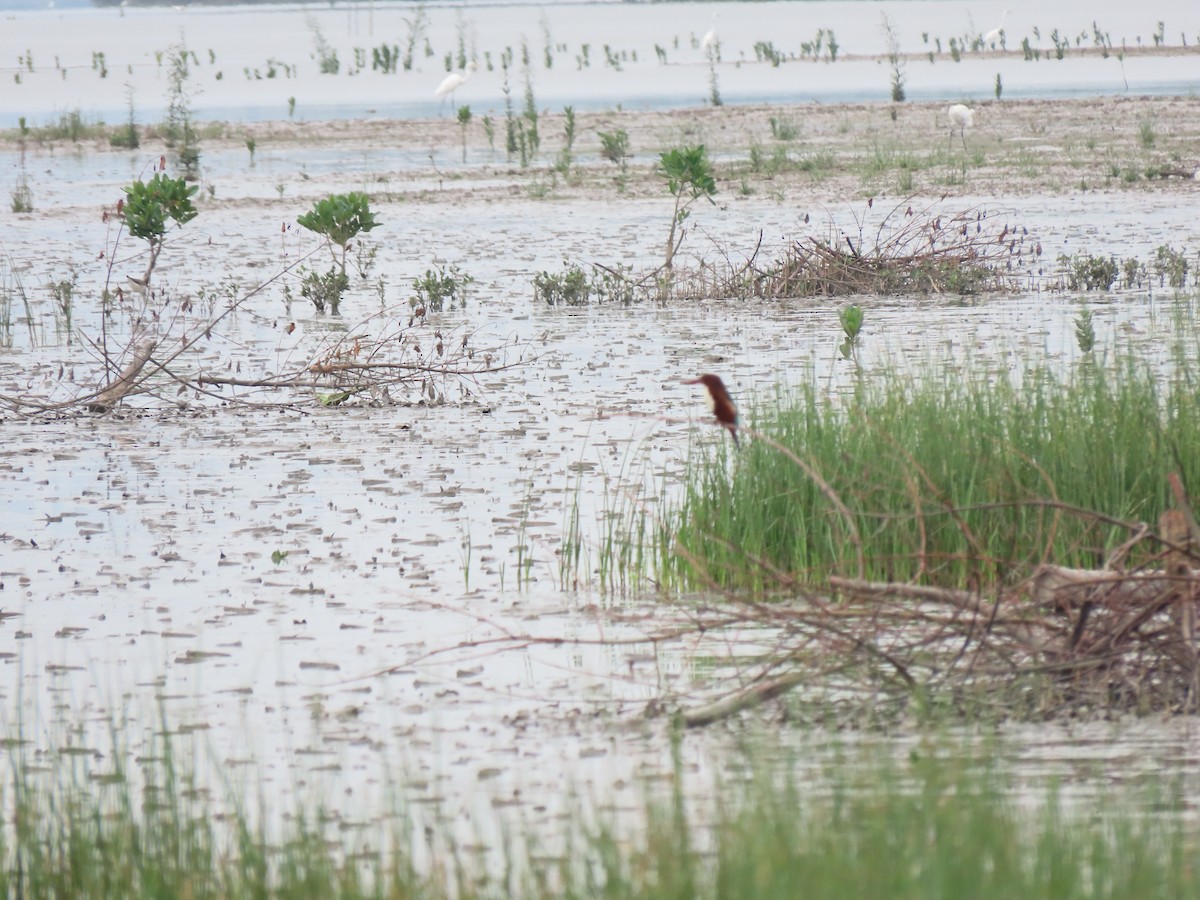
[1151,244,1189,289]
[412,264,474,312]
[295,192,380,314]
[10,174,33,213]
[768,116,798,141]
[534,263,590,306]
[658,144,717,270]
[1058,253,1118,291]
[299,267,349,314]
[1074,307,1095,352]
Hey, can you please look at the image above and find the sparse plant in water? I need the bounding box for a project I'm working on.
[1051,28,1067,59]
[10,173,33,213]
[401,4,428,71]
[658,145,717,271]
[1058,252,1118,291]
[1152,244,1189,288]
[244,136,256,165]
[769,116,799,141]
[412,264,474,312]
[882,13,906,102]
[838,303,864,361]
[994,72,1003,99]
[287,95,296,117]
[555,105,577,173]
[296,192,380,314]
[110,82,139,149]
[708,55,723,107]
[121,170,199,284]
[163,45,200,179]
[1138,119,1156,148]
[49,267,77,339]
[298,267,348,315]
[534,262,591,306]
[599,129,630,170]
[481,114,495,154]
[1121,256,1144,289]
[456,105,472,163]
[309,17,340,74]
[1074,306,1095,352]
[599,128,631,190]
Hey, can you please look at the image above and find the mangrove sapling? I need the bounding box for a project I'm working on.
[296,192,380,314]
[1074,307,1096,352]
[882,13,906,102]
[9,173,33,213]
[556,105,576,174]
[598,128,630,187]
[481,115,495,154]
[401,5,428,71]
[456,105,471,163]
[163,45,200,179]
[838,304,863,363]
[110,83,139,149]
[121,170,199,288]
[658,145,717,272]
[411,265,474,312]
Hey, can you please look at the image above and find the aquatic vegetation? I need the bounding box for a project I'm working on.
[658,144,718,272]
[296,192,380,314]
[121,169,199,284]
[411,264,474,312]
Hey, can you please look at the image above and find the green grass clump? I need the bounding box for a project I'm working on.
[3,721,1196,899]
[661,349,1200,592]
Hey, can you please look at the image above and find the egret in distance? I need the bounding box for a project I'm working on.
[982,9,1012,50]
[434,61,478,113]
[701,12,719,54]
[947,103,974,150]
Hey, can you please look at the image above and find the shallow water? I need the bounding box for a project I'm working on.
[0,0,1197,126]
[2,0,1200,853]
[3,180,1199,843]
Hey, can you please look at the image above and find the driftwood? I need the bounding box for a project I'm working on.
[684,672,806,728]
[86,340,157,412]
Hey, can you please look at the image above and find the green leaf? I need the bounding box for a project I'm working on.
[317,391,352,407]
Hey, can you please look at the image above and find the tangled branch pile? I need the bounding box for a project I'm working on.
[746,201,1034,298]
[560,199,1039,303]
[679,504,1200,726]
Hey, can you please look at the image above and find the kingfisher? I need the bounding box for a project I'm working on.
[684,373,739,447]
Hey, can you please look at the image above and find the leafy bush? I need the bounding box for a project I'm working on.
[1058,253,1118,291]
[299,267,349,315]
[296,192,380,314]
[412,265,473,312]
[534,264,590,306]
[658,145,717,270]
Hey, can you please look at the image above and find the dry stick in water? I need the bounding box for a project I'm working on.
[86,339,156,412]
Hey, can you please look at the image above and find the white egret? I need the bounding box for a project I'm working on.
[947,103,974,150]
[701,13,719,53]
[434,61,478,112]
[982,10,1012,49]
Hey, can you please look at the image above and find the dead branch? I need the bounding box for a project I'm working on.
[684,672,806,728]
[86,339,156,412]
